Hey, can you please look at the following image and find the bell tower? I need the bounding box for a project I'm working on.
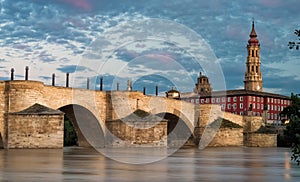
[194,72,212,95]
[244,20,263,92]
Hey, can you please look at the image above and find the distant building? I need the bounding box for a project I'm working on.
[166,86,180,100]
[194,72,212,95]
[180,20,290,122]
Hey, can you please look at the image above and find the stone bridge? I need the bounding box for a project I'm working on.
[0,80,268,149]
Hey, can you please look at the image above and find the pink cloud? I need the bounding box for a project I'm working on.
[58,0,92,11]
[258,0,282,8]
[146,54,174,63]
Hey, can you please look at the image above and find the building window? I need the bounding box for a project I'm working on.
[268,113,270,119]
[227,104,231,109]
[257,104,260,109]
[240,103,243,109]
[288,101,290,105]
[268,98,270,102]
[201,99,204,103]
[240,112,244,115]
[271,98,273,103]
[274,99,277,104]
[212,98,215,103]
[233,104,237,109]
[191,99,195,104]
[271,113,274,120]
[261,104,263,110]
[233,97,237,102]
[281,100,283,104]
[196,99,199,104]
[216,98,220,103]
[240,96,243,101]
[205,98,209,103]
[257,97,260,102]
[221,104,225,110]
[253,97,256,102]
[253,104,255,109]
[274,105,277,111]
[228,97,231,102]
[275,115,277,120]
[222,97,225,102]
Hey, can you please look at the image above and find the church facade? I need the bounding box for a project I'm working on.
[180,21,290,123]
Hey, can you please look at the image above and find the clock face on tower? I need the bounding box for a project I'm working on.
[256,85,260,91]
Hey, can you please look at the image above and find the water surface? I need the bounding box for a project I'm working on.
[0,147,299,182]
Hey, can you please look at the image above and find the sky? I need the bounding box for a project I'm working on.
[0,0,299,96]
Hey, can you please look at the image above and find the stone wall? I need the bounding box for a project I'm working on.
[223,112,244,127]
[106,121,167,147]
[208,128,244,147]
[0,80,272,149]
[243,116,263,132]
[196,127,243,147]
[198,105,224,127]
[244,133,277,147]
[7,114,64,149]
[0,81,5,148]
[107,91,197,132]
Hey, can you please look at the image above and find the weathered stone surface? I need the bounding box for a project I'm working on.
[7,113,64,149]
[0,80,275,149]
[106,109,167,147]
[196,127,243,147]
[243,116,263,132]
[244,133,277,147]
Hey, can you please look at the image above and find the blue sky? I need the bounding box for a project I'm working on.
[0,0,299,96]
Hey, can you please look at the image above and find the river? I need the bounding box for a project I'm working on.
[0,147,299,182]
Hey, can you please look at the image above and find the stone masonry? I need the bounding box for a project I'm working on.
[7,104,64,148]
[0,80,276,148]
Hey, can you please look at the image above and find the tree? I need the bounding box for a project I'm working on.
[281,93,300,165]
[288,29,300,50]
[286,116,300,165]
[281,93,300,118]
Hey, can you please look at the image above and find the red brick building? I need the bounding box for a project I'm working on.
[179,21,290,123]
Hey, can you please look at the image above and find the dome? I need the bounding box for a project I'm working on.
[248,20,260,46]
[248,37,259,46]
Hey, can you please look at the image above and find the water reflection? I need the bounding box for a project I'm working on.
[0,147,299,182]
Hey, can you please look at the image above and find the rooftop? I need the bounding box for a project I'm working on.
[10,103,64,115]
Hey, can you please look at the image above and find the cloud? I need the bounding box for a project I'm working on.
[57,0,92,11]
[57,65,91,73]
[0,0,299,95]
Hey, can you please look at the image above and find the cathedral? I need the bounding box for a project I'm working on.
[179,21,290,123]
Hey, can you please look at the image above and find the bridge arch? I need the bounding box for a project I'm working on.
[59,104,105,148]
[156,111,195,147]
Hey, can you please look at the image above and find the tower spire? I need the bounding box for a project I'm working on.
[244,19,263,92]
[250,18,257,38]
[248,18,259,46]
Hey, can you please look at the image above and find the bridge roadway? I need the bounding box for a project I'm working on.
[0,80,245,148]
